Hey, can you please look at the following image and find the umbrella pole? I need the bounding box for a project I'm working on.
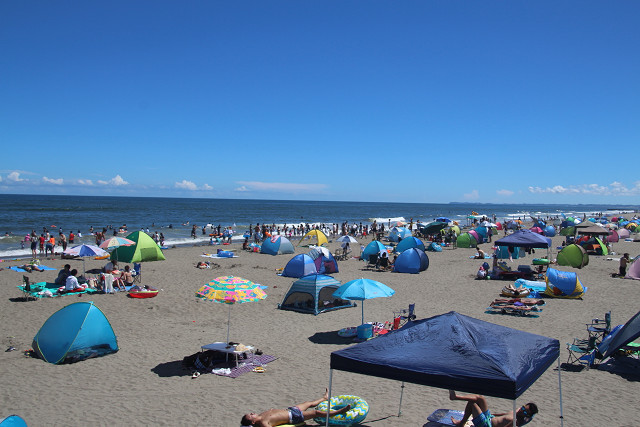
[361,301,365,325]
[226,304,231,344]
[326,369,333,427]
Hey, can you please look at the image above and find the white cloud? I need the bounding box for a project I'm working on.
[7,172,24,182]
[43,176,64,185]
[496,189,514,196]
[236,181,327,193]
[462,189,479,200]
[201,184,213,190]
[175,180,198,190]
[528,182,640,196]
[77,179,94,186]
[98,175,129,186]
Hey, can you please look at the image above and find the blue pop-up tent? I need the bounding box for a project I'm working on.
[260,235,295,255]
[33,301,118,364]
[326,311,562,426]
[282,254,321,278]
[393,248,429,274]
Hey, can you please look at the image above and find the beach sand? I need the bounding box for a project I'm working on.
[1,227,640,426]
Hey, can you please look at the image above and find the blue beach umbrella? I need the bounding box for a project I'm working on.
[333,278,395,325]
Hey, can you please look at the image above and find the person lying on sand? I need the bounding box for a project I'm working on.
[449,390,537,427]
[20,264,43,272]
[241,388,350,427]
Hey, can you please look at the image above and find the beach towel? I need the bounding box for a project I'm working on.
[201,254,239,259]
[210,354,277,378]
[468,255,492,259]
[9,265,56,272]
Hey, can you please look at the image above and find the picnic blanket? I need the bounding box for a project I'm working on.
[210,354,277,378]
[18,281,99,298]
[201,253,239,259]
[9,265,56,272]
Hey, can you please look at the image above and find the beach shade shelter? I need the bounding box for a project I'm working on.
[559,226,576,236]
[418,221,448,236]
[336,235,358,244]
[583,237,608,256]
[195,276,267,343]
[544,225,557,237]
[326,311,562,426]
[282,254,321,278]
[600,310,640,359]
[393,248,429,274]
[360,240,389,260]
[617,228,631,240]
[473,226,488,242]
[544,268,587,298]
[556,244,589,269]
[468,229,482,244]
[426,242,443,252]
[278,274,354,315]
[0,415,27,427]
[495,230,552,249]
[32,301,118,364]
[332,278,395,325]
[63,244,109,275]
[625,256,640,280]
[448,224,461,236]
[388,227,412,242]
[576,224,609,236]
[395,237,425,253]
[308,247,339,274]
[456,232,477,248]
[110,231,166,263]
[606,230,619,243]
[260,235,295,255]
[299,229,329,247]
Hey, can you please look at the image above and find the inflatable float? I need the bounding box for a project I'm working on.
[314,395,369,425]
[337,327,357,338]
[128,286,158,299]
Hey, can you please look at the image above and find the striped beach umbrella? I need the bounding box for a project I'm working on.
[195,276,267,343]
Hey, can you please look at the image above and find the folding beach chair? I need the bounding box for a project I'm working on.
[132,263,142,283]
[566,336,598,369]
[392,303,416,329]
[587,311,611,343]
[21,276,36,301]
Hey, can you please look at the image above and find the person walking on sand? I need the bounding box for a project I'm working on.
[619,253,631,277]
[240,388,350,427]
[448,390,537,427]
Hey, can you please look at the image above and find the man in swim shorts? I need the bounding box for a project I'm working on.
[241,388,351,426]
[449,390,537,426]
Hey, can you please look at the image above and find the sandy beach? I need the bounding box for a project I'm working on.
[1,226,639,427]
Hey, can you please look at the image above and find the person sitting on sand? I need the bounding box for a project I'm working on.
[241,388,350,427]
[475,247,486,259]
[196,261,210,269]
[120,265,134,288]
[55,264,72,285]
[104,260,119,274]
[448,390,537,427]
[619,253,630,277]
[65,269,87,292]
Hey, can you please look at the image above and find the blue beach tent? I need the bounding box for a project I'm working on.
[388,227,412,242]
[33,301,118,364]
[328,311,562,419]
[0,416,27,427]
[393,248,429,274]
[278,274,355,315]
[282,254,321,278]
[361,240,389,261]
[426,242,443,252]
[260,235,295,255]
[395,237,425,253]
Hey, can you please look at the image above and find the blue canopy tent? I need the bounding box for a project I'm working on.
[495,230,552,259]
[326,311,563,426]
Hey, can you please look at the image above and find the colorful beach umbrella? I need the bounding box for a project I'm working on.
[332,278,395,325]
[99,236,135,250]
[63,244,109,275]
[195,276,267,343]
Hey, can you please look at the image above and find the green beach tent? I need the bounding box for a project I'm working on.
[556,244,589,269]
[110,231,166,263]
[456,232,477,248]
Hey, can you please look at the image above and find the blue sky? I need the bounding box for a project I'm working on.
[1,1,639,204]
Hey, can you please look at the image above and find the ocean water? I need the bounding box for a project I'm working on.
[0,194,635,259]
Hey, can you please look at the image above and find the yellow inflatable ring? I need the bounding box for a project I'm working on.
[314,395,369,425]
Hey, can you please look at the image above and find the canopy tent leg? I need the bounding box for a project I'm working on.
[512,400,516,427]
[398,381,405,417]
[326,369,333,427]
[558,358,564,427]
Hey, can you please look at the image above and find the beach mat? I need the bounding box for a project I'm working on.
[210,354,277,378]
[201,253,239,259]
